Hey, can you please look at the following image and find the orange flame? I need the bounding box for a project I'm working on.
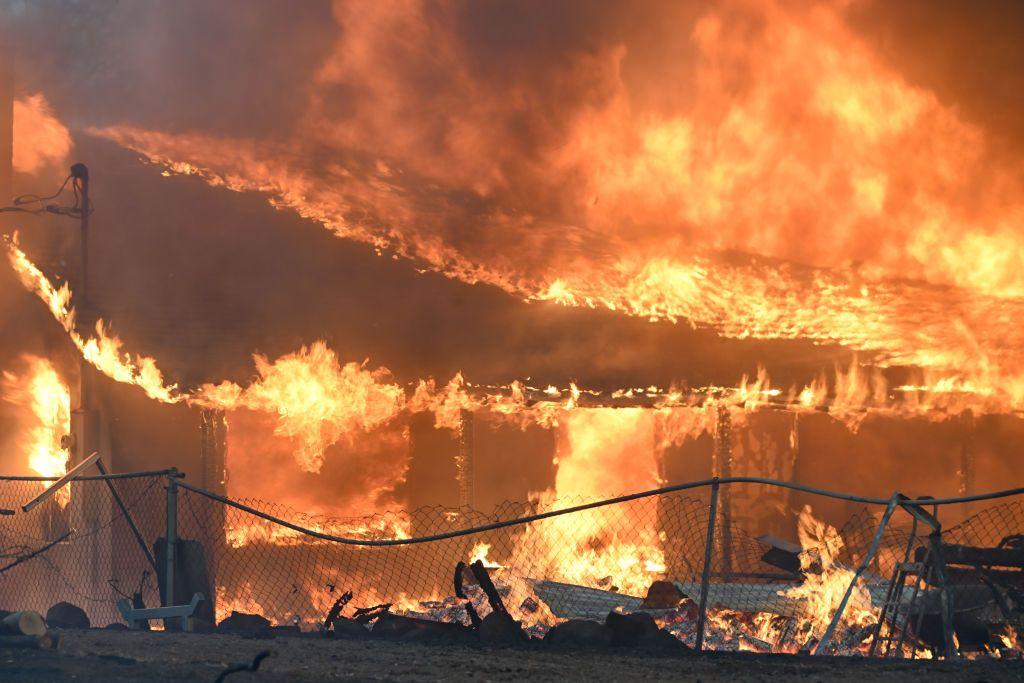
[1,356,72,507]
[780,505,876,649]
[197,343,405,473]
[87,0,1024,411]
[4,236,181,403]
[516,409,667,597]
[13,94,72,175]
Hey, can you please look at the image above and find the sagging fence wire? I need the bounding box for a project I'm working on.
[2,469,1024,658]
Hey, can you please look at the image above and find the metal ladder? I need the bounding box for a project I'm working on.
[869,527,930,658]
[869,497,958,659]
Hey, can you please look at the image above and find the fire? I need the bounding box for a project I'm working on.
[1,356,72,507]
[225,512,410,549]
[5,239,410,475]
[197,343,405,473]
[4,236,182,404]
[781,505,876,650]
[13,94,73,175]
[468,542,502,569]
[516,409,667,597]
[215,582,267,621]
[88,0,1024,410]
[9,225,1023,462]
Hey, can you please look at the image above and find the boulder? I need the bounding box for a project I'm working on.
[216,611,272,634]
[606,610,690,653]
[606,610,659,646]
[46,602,90,629]
[477,611,527,644]
[543,619,612,648]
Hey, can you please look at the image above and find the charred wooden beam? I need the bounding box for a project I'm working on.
[320,590,353,633]
[454,561,481,628]
[352,603,391,624]
[934,544,1024,569]
[456,410,474,509]
[757,534,803,576]
[470,559,509,617]
[715,406,733,578]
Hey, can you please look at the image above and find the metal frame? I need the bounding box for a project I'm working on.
[117,592,204,632]
[165,468,179,607]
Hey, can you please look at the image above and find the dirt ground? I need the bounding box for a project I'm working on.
[1,629,1023,682]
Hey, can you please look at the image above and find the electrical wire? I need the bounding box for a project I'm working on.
[0,172,91,219]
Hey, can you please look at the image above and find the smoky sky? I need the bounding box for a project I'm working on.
[1,0,1023,394]
[3,0,1021,143]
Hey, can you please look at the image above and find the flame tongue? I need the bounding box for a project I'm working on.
[781,506,877,648]
[5,236,182,404]
[196,343,405,473]
[2,356,72,507]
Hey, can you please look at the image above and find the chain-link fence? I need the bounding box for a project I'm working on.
[0,472,168,626]
[2,470,1023,658]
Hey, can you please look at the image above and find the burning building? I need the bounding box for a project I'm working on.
[1,0,1023,659]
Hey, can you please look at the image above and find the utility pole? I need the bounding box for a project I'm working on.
[69,162,100,471]
[70,162,94,436]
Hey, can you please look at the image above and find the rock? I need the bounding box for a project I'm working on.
[640,581,686,609]
[46,602,90,629]
[606,611,659,646]
[605,611,691,653]
[477,611,527,644]
[543,619,612,648]
[371,613,474,644]
[216,611,272,634]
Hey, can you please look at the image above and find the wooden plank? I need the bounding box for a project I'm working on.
[941,544,1024,569]
[22,451,100,513]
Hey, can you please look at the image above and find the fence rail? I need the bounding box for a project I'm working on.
[2,470,1023,658]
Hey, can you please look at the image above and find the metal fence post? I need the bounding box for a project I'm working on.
[814,492,900,655]
[695,478,720,652]
[926,504,958,659]
[164,468,178,607]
